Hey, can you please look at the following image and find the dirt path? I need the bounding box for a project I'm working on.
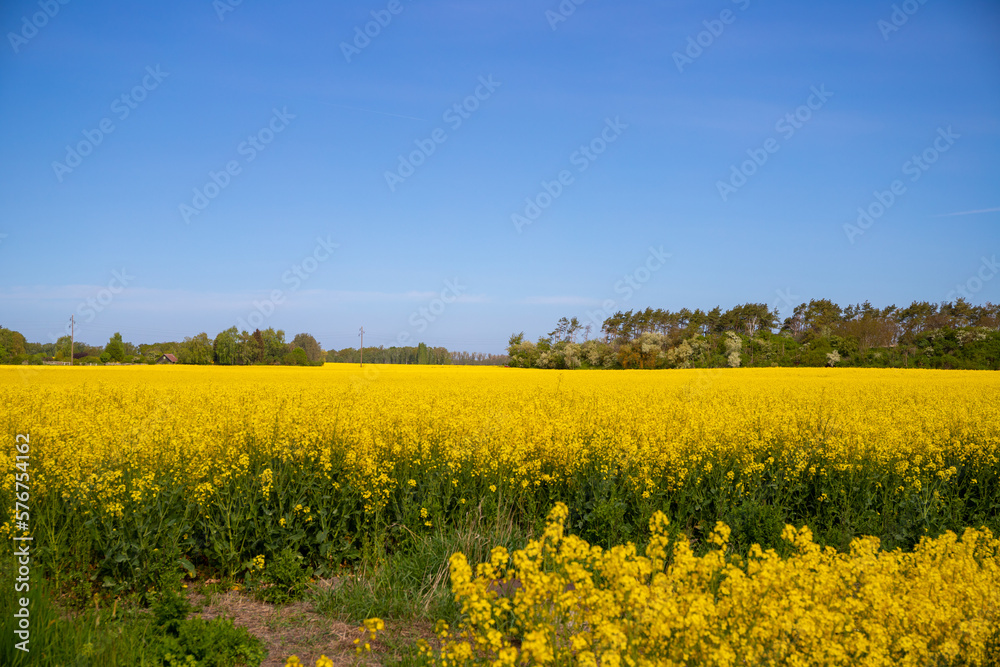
[189,585,432,667]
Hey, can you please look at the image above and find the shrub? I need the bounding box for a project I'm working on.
[246,548,311,605]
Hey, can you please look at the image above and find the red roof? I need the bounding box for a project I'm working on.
[162,353,178,363]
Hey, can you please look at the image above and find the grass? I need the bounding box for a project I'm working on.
[0,574,149,666]
[0,572,267,667]
[312,502,526,626]
[0,504,524,667]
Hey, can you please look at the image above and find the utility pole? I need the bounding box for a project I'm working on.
[359,326,364,368]
[70,315,74,366]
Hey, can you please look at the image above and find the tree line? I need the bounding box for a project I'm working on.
[327,342,450,365]
[0,326,507,367]
[327,342,506,366]
[507,299,1000,370]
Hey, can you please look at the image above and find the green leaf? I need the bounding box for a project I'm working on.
[179,557,196,577]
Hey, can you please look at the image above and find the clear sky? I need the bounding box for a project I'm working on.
[1,0,998,354]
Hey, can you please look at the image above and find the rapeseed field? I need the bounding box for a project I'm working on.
[2,365,998,664]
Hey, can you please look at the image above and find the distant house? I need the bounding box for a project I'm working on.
[157,353,178,364]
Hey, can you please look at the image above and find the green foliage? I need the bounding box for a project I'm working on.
[261,328,288,363]
[314,506,523,624]
[290,346,310,366]
[291,333,323,363]
[211,328,327,366]
[148,589,266,667]
[151,616,266,667]
[0,326,28,363]
[2,328,505,366]
[724,500,788,556]
[54,334,73,361]
[246,547,310,605]
[153,587,194,635]
[178,332,214,365]
[9,419,997,612]
[0,575,146,666]
[105,332,127,363]
[213,327,239,365]
[0,573,263,667]
[513,300,1000,371]
[326,344,504,365]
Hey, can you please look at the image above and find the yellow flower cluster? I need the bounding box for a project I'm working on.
[1,365,997,590]
[426,503,1000,667]
[350,617,385,656]
[284,617,384,664]
[284,655,333,667]
[2,365,996,515]
[250,554,265,572]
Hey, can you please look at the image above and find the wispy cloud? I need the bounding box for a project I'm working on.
[933,207,1000,218]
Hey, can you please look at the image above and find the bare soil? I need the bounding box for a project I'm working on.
[187,582,433,667]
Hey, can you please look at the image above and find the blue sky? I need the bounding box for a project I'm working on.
[1,0,998,354]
